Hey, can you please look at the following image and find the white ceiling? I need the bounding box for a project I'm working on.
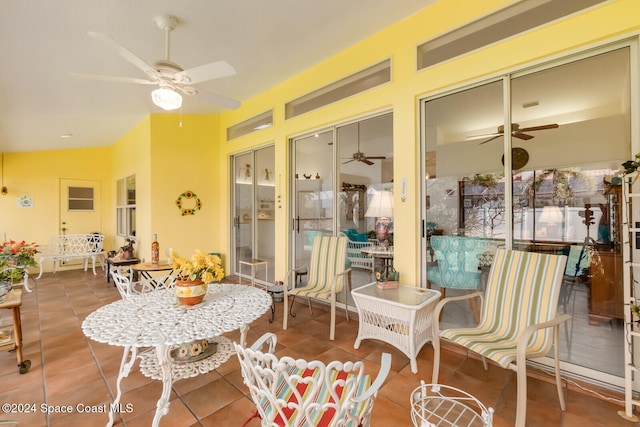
[2,0,435,153]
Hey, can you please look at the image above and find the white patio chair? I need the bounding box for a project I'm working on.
[234,332,391,427]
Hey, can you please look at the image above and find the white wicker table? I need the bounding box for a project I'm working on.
[351,282,440,373]
[82,283,271,427]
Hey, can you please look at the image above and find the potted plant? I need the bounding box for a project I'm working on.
[0,240,39,284]
[170,250,224,305]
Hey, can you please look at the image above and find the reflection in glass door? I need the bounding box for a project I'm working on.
[232,146,275,285]
[422,45,632,386]
[292,130,334,272]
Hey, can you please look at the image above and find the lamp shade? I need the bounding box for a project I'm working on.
[539,205,563,224]
[365,191,394,218]
[151,87,183,111]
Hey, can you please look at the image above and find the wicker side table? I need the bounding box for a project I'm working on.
[351,283,440,373]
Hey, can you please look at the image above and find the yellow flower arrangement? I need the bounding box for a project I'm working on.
[170,250,224,284]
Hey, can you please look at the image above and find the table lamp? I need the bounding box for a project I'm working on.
[365,190,394,245]
[539,205,563,240]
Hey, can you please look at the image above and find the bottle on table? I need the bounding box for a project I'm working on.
[151,234,160,265]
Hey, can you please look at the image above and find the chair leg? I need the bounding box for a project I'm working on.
[469,291,480,324]
[515,362,527,427]
[343,271,352,322]
[431,333,441,384]
[553,324,567,411]
[330,298,336,341]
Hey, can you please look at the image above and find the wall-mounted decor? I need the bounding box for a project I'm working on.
[17,194,33,208]
[175,190,202,216]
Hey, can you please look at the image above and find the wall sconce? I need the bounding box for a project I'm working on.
[401,177,407,202]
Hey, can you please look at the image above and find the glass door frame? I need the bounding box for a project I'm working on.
[419,38,639,389]
[230,144,275,286]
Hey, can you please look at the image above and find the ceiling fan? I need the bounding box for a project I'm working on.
[73,15,240,111]
[342,124,386,166]
[473,123,559,145]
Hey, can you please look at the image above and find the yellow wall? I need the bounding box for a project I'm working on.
[3,0,640,281]
[0,147,112,273]
[147,114,222,261]
[217,0,640,284]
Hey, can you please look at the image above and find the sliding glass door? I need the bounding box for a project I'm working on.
[422,45,632,384]
[290,113,394,305]
[231,145,275,285]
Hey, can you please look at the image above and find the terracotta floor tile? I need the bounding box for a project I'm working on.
[2,269,636,426]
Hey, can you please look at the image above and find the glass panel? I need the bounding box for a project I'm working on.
[116,178,125,206]
[126,175,136,204]
[234,153,254,267]
[68,199,94,210]
[255,145,275,283]
[338,113,393,300]
[424,80,505,329]
[293,130,334,273]
[68,186,93,199]
[511,48,630,377]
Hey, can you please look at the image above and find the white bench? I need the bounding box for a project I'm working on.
[36,234,105,279]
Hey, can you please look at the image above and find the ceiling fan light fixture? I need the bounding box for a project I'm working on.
[151,86,182,110]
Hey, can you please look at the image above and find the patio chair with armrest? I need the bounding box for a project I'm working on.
[283,235,351,341]
[431,248,569,427]
[234,332,391,427]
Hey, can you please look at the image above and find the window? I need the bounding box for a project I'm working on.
[68,186,94,211]
[116,175,136,238]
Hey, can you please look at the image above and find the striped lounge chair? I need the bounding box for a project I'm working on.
[283,236,352,341]
[235,333,391,427]
[431,248,569,427]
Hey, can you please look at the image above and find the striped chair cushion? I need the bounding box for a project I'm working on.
[441,249,565,368]
[290,236,347,300]
[258,364,371,426]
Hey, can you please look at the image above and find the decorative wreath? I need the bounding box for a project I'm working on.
[175,190,202,216]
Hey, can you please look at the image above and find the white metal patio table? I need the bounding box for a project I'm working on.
[351,282,440,373]
[82,283,271,427]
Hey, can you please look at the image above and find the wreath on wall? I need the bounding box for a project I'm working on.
[175,190,202,216]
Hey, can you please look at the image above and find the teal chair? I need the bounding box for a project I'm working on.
[427,235,494,322]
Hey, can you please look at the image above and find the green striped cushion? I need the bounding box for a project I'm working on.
[290,236,347,299]
[441,249,566,368]
[258,364,371,426]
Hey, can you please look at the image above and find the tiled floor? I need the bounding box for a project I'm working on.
[0,269,636,426]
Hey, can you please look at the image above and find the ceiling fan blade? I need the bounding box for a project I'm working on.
[479,135,503,145]
[513,132,534,140]
[342,159,356,164]
[196,88,241,110]
[361,158,375,166]
[88,31,159,80]
[70,72,156,85]
[175,60,237,84]
[364,156,386,160]
[519,124,559,132]
[466,132,501,141]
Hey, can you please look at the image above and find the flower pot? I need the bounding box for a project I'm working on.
[175,280,208,305]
